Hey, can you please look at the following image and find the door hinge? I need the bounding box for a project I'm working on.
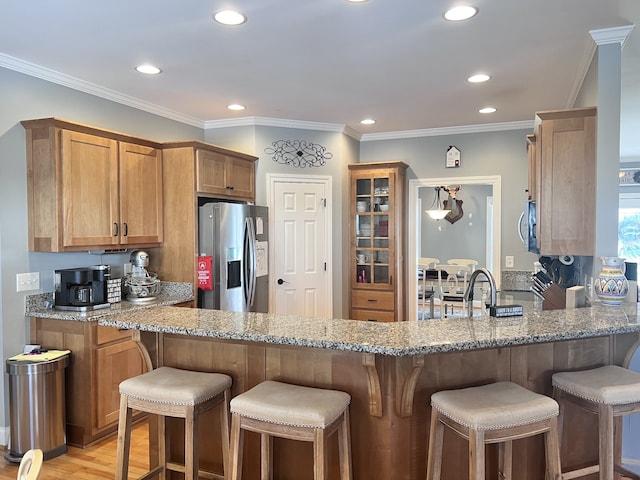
[321,197,327,207]
[324,262,327,271]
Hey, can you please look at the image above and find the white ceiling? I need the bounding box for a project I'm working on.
[1,0,639,157]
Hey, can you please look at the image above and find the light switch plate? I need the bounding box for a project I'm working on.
[16,272,40,292]
[505,256,514,268]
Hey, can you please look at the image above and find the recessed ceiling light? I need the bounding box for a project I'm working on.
[213,10,247,26]
[227,104,246,111]
[479,107,497,114]
[467,74,490,83]
[444,6,478,21]
[135,64,162,75]
[346,0,368,2]
[361,119,376,125]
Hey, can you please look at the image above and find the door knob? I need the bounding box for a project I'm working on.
[277,278,289,285]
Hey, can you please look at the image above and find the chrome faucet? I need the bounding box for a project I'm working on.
[464,268,497,317]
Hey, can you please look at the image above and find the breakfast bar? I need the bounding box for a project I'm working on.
[100,304,640,480]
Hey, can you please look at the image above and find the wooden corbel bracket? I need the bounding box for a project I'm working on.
[399,355,425,417]
[362,353,383,417]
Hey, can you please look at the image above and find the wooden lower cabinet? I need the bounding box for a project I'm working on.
[147,332,639,480]
[350,308,396,322]
[30,318,145,447]
[351,290,396,322]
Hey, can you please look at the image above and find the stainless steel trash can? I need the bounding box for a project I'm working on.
[5,353,70,462]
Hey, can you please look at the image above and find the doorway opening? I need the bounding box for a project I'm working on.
[408,175,502,321]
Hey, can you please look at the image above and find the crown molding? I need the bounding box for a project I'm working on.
[590,25,635,47]
[204,116,343,132]
[359,120,534,142]
[566,41,597,108]
[0,53,205,128]
[203,116,363,139]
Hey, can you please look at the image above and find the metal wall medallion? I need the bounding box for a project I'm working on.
[265,140,332,168]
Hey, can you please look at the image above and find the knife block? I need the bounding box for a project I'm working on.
[542,284,567,310]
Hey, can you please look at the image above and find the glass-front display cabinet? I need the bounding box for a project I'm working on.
[348,162,407,322]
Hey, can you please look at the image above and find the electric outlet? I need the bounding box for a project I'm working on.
[505,255,515,268]
[16,272,40,292]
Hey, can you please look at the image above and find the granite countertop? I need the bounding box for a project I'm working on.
[26,282,194,321]
[99,301,640,357]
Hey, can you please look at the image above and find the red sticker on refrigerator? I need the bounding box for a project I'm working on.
[197,256,213,290]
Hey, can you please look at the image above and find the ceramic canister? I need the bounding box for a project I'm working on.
[594,256,629,306]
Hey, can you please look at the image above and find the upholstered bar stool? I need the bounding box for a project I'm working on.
[115,366,232,480]
[228,380,352,480]
[426,381,562,480]
[552,365,640,480]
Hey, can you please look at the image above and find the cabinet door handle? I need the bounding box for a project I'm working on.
[113,223,119,237]
[368,319,377,322]
[123,223,128,237]
[390,275,393,286]
[226,185,235,190]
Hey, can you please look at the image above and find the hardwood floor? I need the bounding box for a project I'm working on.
[0,420,149,479]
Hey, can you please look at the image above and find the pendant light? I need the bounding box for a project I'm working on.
[426,186,450,220]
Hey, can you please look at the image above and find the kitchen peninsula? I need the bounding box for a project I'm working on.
[99,304,640,480]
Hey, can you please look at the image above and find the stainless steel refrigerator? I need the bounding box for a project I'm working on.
[198,202,269,312]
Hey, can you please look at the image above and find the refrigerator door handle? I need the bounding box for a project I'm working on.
[244,217,257,308]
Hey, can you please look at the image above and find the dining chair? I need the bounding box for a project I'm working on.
[419,257,440,269]
[17,449,43,480]
[436,264,470,318]
[447,258,478,272]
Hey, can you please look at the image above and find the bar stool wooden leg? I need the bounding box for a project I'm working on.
[545,417,562,480]
[158,414,167,480]
[185,409,197,480]
[220,389,231,480]
[499,440,513,480]
[554,387,566,447]
[115,396,132,480]
[260,433,272,480]
[469,429,485,480]
[314,429,327,480]
[599,404,614,480]
[426,410,444,480]
[229,414,244,480]
[338,409,353,480]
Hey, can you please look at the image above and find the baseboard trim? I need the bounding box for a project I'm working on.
[624,457,640,466]
[0,426,9,448]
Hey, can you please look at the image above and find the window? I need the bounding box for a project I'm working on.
[619,206,640,263]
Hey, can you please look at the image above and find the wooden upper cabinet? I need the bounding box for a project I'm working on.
[22,118,163,252]
[533,107,596,256]
[196,148,256,200]
[60,130,120,248]
[119,142,164,245]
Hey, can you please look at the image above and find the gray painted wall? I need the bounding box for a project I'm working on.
[419,184,492,267]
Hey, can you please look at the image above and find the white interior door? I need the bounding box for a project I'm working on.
[269,175,332,318]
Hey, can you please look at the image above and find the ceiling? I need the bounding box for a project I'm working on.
[1,0,639,156]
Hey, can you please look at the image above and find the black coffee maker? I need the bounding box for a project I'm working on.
[54,265,111,311]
